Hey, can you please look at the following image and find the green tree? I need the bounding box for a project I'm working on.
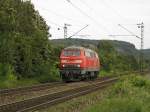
[0,0,54,81]
[97,40,138,72]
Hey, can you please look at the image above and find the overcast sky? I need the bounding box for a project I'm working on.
[31,0,150,49]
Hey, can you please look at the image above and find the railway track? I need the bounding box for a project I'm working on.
[0,69,148,112]
[0,76,112,98]
[0,76,113,106]
[1,69,147,98]
[0,82,64,96]
[0,77,118,112]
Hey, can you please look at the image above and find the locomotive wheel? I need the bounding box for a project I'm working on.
[61,73,70,83]
[94,71,98,79]
[86,72,91,80]
[86,72,94,80]
[62,78,71,83]
[91,71,96,80]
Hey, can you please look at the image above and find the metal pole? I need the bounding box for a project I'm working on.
[140,22,144,73]
[64,24,67,38]
[118,23,144,73]
[64,23,71,38]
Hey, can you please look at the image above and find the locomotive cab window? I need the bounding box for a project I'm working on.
[63,50,80,56]
[95,53,99,58]
[85,51,91,57]
[90,52,95,58]
[85,50,96,58]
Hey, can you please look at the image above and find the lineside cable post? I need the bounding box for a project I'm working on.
[137,22,144,73]
[64,23,71,38]
[117,22,144,74]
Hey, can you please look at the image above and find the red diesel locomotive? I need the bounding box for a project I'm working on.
[59,46,100,82]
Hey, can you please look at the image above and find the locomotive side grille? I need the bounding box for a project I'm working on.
[63,64,80,68]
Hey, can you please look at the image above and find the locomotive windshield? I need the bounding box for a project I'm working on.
[63,50,80,56]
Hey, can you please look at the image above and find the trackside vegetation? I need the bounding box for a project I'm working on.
[41,75,150,112]
[0,0,59,88]
[84,75,150,112]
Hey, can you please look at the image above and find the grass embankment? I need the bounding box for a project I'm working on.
[0,71,117,89]
[0,72,60,89]
[0,77,60,89]
[40,74,150,112]
[0,63,60,89]
[0,68,117,89]
[85,75,150,112]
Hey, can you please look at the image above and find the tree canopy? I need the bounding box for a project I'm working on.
[0,0,53,79]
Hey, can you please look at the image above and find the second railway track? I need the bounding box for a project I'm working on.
[0,70,149,112]
[1,69,147,98]
[0,76,112,97]
[0,76,118,112]
[0,82,64,96]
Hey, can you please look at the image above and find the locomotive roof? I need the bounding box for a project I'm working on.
[64,46,84,50]
[64,46,95,52]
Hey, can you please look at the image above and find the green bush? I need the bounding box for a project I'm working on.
[130,76,147,87]
[84,75,150,112]
[33,63,60,83]
[111,82,129,95]
[85,98,142,112]
[0,63,17,88]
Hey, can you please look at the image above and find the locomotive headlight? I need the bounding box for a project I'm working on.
[61,60,67,63]
[75,60,82,63]
[77,64,80,67]
[62,64,65,67]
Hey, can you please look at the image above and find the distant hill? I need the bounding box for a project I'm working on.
[51,38,150,60]
[143,49,150,60]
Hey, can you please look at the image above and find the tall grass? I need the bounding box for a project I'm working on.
[84,75,150,112]
[0,63,17,89]
[0,63,60,89]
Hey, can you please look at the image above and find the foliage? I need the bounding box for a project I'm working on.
[0,0,61,88]
[85,98,142,112]
[97,40,116,71]
[0,0,54,79]
[42,74,150,112]
[0,63,17,88]
[130,75,147,87]
[97,40,139,72]
[84,75,150,112]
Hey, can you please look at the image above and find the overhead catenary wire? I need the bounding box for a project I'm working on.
[34,4,92,39]
[118,24,141,39]
[34,7,64,28]
[100,0,128,22]
[34,0,116,39]
[79,0,107,23]
[79,0,93,11]
[78,0,116,40]
[36,7,85,29]
[66,0,112,35]
[69,24,89,38]
[46,19,63,28]
[80,0,128,24]
[35,5,87,27]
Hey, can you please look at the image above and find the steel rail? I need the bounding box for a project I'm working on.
[1,69,149,97]
[0,76,114,98]
[0,77,118,112]
[0,82,65,96]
